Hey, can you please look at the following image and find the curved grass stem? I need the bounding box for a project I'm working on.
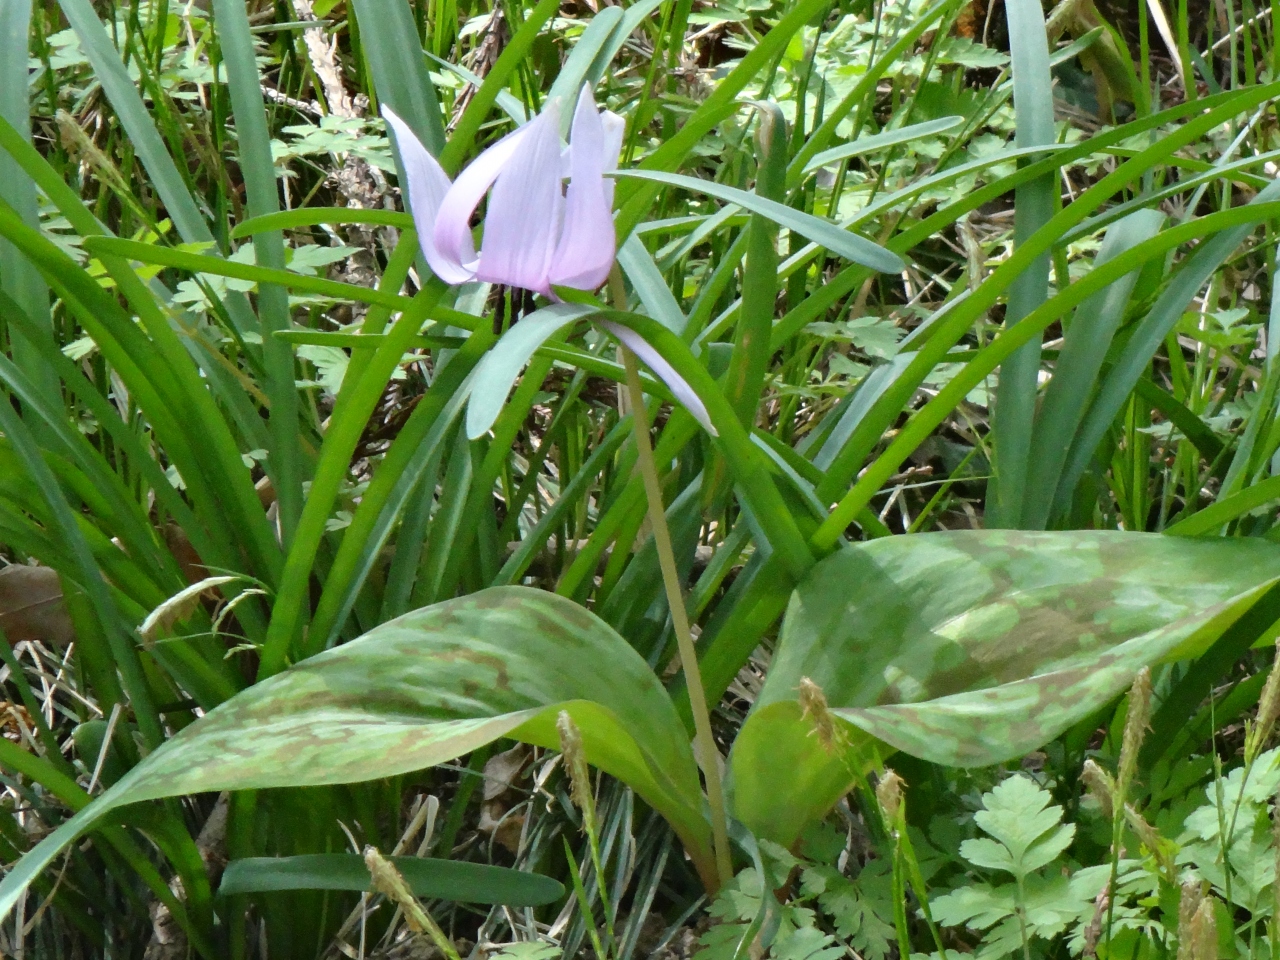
[611,268,732,889]
[620,345,733,889]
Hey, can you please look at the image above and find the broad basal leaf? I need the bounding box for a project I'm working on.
[0,587,712,920]
[729,531,1280,846]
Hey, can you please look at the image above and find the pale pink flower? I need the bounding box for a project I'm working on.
[384,87,624,297]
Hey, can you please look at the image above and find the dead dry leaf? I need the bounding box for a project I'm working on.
[138,576,241,647]
[0,565,74,649]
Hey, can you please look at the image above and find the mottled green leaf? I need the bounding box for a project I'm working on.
[729,531,1280,846]
[0,588,712,920]
[727,699,873,852]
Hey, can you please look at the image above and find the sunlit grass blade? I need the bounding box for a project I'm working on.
[613,0,830,237]
[809,81,1280,509]
[988,0,1056,529]
[1022,209,1166,529]
[57,0,209,242]
[786,0,960,182]
[441,0,559,170]
[614,170,903,273]
[1058,180,1280,514]
[813,202,1280,549]
[351,0,446,154]
[211,0,306,542]
[0,0,58,409]
[307,331,493,652]
[0,197,281,588]
[258,281,447,678]
[798,116,965,178]
[84,236,420,314]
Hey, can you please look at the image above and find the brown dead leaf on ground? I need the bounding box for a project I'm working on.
[0,565,74,649]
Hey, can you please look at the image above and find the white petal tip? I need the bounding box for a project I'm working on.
[600,321,717,436]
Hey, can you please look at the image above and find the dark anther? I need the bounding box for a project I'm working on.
[492,286,539,335]
[492,284,508,335]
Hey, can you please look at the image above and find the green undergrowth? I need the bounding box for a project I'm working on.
[3,0,1280,955]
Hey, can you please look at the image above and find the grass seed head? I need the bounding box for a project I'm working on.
[557,710,595,825]
[1190,896,1217,960]
[1247,639,1280,762]
[364,845,461,960]
[1124,803,1173,878]
[1118,666,1152,800]
[799,676,841,754]
[876,769,905,826]
[1081,758,1117,820]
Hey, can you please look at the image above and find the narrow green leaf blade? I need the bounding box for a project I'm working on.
[614,170,904,273]
[443,0,560,169]
[990,0,1056,528]
[800,117,965,176]
[546,7,625,109]
[1022,208,1166,528]
[466,304,596,439]
[57,0,210,243]
[210,0,304,540]
[351,0,446,155]
[0,0,57,408]
[219,854,563,905]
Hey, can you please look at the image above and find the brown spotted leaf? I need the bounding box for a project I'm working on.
[0,588,712,920]
[729,530,1280,847]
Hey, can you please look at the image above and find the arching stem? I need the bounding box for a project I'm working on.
[609,266,733,889]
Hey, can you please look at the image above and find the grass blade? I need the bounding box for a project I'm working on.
[211,0,307,541]
[1022,209,1166,528]
[0,0,58,409]
[989,0,1056,528]
[351,0,446,155]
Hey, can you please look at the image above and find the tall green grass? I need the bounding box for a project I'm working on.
[1,0,1279,954]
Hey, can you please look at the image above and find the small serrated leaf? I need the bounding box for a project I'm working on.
[967,776,1072,879]
[930,883,1018,930]
[959,838,1015,873]
[1018,822,1075,874]
[771,925,844,960]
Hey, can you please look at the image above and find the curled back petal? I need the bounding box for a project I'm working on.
[433,121,538,279]
[383,108,473,285]
[477,103,565,295]
[599,320,717,436]
[549,88,617,292]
